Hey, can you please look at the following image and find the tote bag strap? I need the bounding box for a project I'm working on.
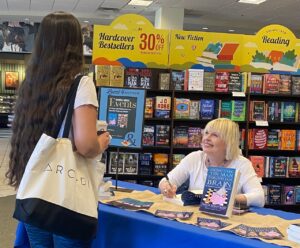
[53,75,83,138]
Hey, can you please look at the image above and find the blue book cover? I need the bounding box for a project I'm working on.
[200,167,240,218]
[200,99,215,120]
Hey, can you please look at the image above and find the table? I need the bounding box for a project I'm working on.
[15,181,300,248]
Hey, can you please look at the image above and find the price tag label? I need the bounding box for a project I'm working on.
[255,121,269,126]
[232,92,246,97]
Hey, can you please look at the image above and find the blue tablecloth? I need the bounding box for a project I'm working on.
[15,181,300,248]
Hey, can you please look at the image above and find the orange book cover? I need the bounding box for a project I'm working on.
[280,129,296,150]
[249,156,265,177]
[217,43,239,60]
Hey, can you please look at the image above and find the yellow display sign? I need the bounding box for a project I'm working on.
[241,25,300,72]
[92,14,169,68]
[169,30,243,71]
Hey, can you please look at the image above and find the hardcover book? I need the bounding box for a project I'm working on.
[172,154,185,168]
[171,71,185,90]
[185,69,204,91]
[173,126,189,147]
[279,75,292,94]
[292,76,300,95]
[228,72,242,92]
[155,125,170,146]
[200,99,215,120]
[220,100,232,119]
[249,156,265,178]
[263,74,280,94]
[203,72,216,92]
[109,65,125,87]
[282,185,295,205]
[139,68,153,89]
[108,152,124,174]
[280,129,296,150]
[267,101,281,122]
[124,68,139,88]
[138,153,153,175]
[253,128,268,150]
[288,157,300,177]
[153,153,169,176]
[231,100,246,122]
[95,65,110,86]
[174,98,190,119]
[268,184,282,205]
[158,73,170,90]
[123,153,139,174]
[250,100,266,121]
[215,72,229,92]
[250,74,263,94]
[200,166,241,218]
[270,156,288,178]
[281,101,296,122]
[144,97,154,118]
[154,96,171,118]
[142,125,155,146]
[267,129,280,149]
[188,127,203,148]
[189,100,200,120]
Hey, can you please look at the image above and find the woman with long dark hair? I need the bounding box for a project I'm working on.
[6,11,110,247]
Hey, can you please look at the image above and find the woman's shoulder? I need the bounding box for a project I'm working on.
[232,155,252,168]
[184,150,205,161]
[78,75,94,88]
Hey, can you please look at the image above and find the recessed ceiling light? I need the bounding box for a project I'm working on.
[128,0,153,6]
[238,0,267,4]
[228,29,235,32]
[202,27,208,30]
[83,20,89,23]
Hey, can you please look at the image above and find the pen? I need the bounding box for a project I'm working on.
[165,175,173,188]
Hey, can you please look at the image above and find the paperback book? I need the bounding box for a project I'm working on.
[200,166,241,218]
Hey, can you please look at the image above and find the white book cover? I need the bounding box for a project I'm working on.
[187,69,204,91]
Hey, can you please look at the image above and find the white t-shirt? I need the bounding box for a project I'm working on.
[163,150,265,207]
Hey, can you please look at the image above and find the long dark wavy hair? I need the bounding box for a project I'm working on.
[6,12,84,188]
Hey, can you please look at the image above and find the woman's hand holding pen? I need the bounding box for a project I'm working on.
[160,177,177,198]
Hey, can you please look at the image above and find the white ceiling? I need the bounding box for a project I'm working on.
[0,0,299,37]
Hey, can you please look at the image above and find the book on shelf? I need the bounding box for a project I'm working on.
[138,153,153,175]
[269,156,288,178]
[200,166,241,218]
[109,65,124,87]
[282,186,295,205]
[203,72,215,92]
[200,99,215,120]
[95,65,110,86]
[280,129,296,150]
[228,72,242,92]
[108,152,124,174]
[124,68,139,88]
[171,71,185,90]
[155,125,170,146]
[123,153,139,174]
[263,74,280,94]
[153,153,169,176]
[281,101,296,122]
[189,100,200,120]
[267,129,280,149]
[268,184,282,205]
[231,100,246,122]
[220,100,232,119]
[279,75,292,94]
[295,186,300,204]
[249,156,265,178]
[215,72,229,92]
[184,69,204,91]
[187,127,202,148]
[249,73,263,94]
[173,126,189,147]
[158,73,170,90]
[250,100,266,121]
[253,128,268,150]
[139,68,153,89]
[154,96,171,118]
[174,98,190,119]
[144,97,154,118]
[267,101,281,122]
[291,76,300,95]
[142,125,155,146]
[172,154,185,168]
[288,157,300,177]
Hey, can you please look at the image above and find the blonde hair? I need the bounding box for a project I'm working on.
[204,118,240,160]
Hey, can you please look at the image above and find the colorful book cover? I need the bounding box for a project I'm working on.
[280,129,296,150]
[200,167,241,218]
[158,73,170,90]
[123,153,139,174]
[95,65,110,86]
[288,157,300,177]
[215,72,229,92]
[249,156,265,178]
[200,99,215,120]
[203,72,216,92]
[250,74,263,94]
[271,157,288,178]
[228,72,242,92]
[154,96,171,118]
[153,153,169,176]
[188,127,202,148]
[291,76,300,95]
[268,184,282,205]
[282,186,295,205]
[196,217,230,230]
[139,68,153,89]
[253,128,268,150]
[263,74,280,94]
[279,75,292,94]
[171,71,185,90]
[173,126,189,147]
[267,129,280,149]
[155,125,170,146]
[294,186,300,204]
[138,153,153,175]
[144,97,154,118]
[250,100,266,121]
[142,125,155,146]
[267,101,281,122]
[172,154,185,168]
[174,98,190,119]
[281,101,296,122]
[220,100,232,119]
[186,69,204,91]
[231,100,246,121]
[189,100,199,120]
[124,68,139,88]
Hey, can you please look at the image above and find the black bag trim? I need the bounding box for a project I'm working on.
[14,198,97,240]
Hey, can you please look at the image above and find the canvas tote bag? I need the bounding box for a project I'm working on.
[14,75,102,240]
